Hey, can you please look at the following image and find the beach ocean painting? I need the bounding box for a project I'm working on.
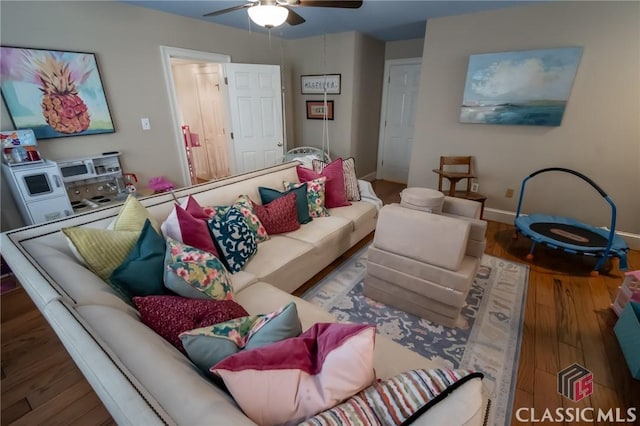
[460,47,583,126]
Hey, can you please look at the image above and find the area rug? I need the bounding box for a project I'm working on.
[302,245,529,426]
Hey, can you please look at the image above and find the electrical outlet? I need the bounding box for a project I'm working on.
[141,118,151,130]
[506,188,514,198]
[471,182,479,193]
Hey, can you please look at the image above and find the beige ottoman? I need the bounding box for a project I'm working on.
[364,204,483,327]
[400,187,444,213]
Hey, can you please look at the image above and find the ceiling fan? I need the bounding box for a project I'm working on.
[203,0,363,29]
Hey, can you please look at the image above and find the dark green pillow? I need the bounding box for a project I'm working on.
[258,184,311,224]
[110,219,167,298]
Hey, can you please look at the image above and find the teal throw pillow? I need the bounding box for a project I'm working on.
[163,238,234,300]
[180,302,301,374]
[259,183,311,224]
[207,207,258,273]
[109,219,167,299]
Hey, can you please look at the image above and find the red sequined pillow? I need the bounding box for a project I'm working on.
[133,295,249,352]
[251,193,300,235]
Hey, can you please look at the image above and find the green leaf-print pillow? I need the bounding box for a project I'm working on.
[284,178,330,218]
[163,238,234,301]
[180,302,301,374]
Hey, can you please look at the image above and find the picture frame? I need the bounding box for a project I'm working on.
[0,46,115,139]
[306,100,334,120]
[301,74,341,95]
[460,47,583,126]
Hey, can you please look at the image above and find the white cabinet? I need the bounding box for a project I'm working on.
[24,198,73,224]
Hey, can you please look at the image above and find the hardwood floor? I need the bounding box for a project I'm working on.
[0,287,114,426]
[1,180,638,425]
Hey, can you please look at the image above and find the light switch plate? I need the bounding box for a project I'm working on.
[141,118,151,130]
[471,182,479,192]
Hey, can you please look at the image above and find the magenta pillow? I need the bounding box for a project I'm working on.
[183,196,210,220]
[160,204,219,257]
[133,295,248,352]
[296,158,351,208]
[251,193,300,234]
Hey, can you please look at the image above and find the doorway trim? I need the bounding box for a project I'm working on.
[160,46,231,187]
[376,57,422,181]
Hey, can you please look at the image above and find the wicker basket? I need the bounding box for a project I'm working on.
[284,146,330,163]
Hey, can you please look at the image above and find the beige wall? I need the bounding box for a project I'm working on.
[0,1,286,230]
[284,32,385,176]
[385,38,424,60]
[285,33,357,161]
[409,2,640,234]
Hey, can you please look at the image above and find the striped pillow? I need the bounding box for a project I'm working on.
[62,227,139,280]
[313,157,361,201]
[301,368,483,425]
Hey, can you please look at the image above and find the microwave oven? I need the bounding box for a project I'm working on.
[57,158,97,183]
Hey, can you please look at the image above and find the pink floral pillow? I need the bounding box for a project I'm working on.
[132,295,248,352]
[163,238,234,301]
[284,177,330,218]
[296,158,351,208]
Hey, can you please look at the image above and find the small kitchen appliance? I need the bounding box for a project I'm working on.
[55,152,128,214]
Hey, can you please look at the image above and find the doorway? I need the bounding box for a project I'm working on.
[172,62,231,183]
[376,58,422,184]
[160,46,285,187]
[161,46,232,186]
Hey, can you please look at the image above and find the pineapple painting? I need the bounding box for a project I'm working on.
[37,54,91,134]
[0,47,115,139]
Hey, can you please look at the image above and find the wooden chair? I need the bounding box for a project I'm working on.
[433,156,487,218]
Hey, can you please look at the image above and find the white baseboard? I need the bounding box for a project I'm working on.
[484,207,640,251]
[360,172,377,182]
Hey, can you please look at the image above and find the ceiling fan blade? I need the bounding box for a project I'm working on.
[203,3,254,17]
[284,7,306,25]
[295,0,362,8]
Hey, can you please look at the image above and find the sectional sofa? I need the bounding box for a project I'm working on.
[0,161,486,425]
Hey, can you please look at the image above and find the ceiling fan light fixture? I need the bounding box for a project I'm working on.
[247,5,289,29]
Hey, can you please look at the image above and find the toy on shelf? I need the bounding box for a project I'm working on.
[611,270,640,317]
[148,176,175,194]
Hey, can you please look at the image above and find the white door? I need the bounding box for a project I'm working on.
[377,59,421,183]
[224,63,284,174]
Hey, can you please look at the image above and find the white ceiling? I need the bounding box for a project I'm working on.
[123,0,543,42]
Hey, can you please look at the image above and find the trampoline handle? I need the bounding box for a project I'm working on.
[527,168,608,198]
[514,167,618,272]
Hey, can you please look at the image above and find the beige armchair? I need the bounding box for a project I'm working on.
[364,192,487,327]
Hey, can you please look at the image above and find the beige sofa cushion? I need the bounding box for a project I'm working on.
[242,236,315,292]
[284,216,351,248]
[327,201,377,232]
[374,205,470,271]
